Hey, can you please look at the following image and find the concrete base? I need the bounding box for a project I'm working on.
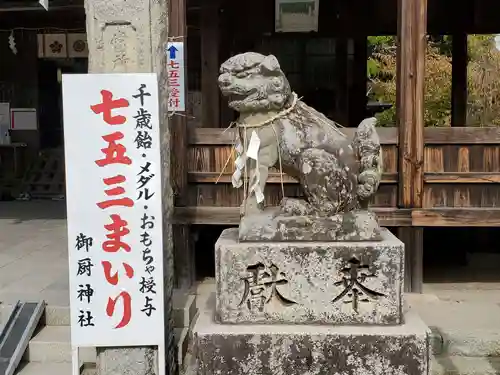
[216,228,403,325]
[96,347,157,375]
[193,307,431,375]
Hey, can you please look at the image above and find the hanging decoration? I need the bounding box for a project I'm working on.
[67,33,88,58]
[36,33,88,58]
[0,27,85,58]
[43,33,68,58]
[8,30,17,55]
[39,0,49,11]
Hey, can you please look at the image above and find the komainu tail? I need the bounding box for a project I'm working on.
[352,117,383,206]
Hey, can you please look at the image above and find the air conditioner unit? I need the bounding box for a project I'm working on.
[275,0,319,33]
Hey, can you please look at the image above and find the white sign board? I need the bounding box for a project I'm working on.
[62,74,165,373]
[166,42,186,112]
[10,108,37,130]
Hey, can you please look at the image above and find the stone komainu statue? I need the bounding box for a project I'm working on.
[218,52,383,241]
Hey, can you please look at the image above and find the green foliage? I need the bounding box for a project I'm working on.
[368,34,500,127]
[367,58,380,78]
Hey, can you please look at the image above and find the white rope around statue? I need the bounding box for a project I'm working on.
[215,92,300,209]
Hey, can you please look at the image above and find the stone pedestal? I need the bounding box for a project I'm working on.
[194,309,430,375]
[215,228,403,325]
[193,228,430,375]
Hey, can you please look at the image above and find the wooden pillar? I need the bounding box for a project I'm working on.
[334,38,349,125]
[451,33,468,126]
[349,37,368,127]
[219,2,235,127]
[396,0,427,293]
[201,0,220,127]
[170,0,195,290]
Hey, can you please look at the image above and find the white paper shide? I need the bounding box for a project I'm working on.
[62,73,164,348]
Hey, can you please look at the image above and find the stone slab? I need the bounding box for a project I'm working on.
[173,292,198,328]
[193,308,430,375]
[215,228,403,325]
[239,206,382,242]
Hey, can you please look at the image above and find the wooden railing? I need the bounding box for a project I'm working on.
[174,127,500,227]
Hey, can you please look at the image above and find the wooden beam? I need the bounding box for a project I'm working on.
[169,0,188,204]
[188,172,399,184]
[174,207,413,226]
[424,127,500,144]
[174,206,500,227]
[188,127,399,145]
[413,208,500,226]
[169,0,189,201]
[188,127,500,145]
[201,0,220,128]
[169,0,195,290]
[0,0,82,11]
[424,172,500,183]
[451,33,468,127]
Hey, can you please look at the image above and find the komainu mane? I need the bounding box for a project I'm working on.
[218,52,383,242]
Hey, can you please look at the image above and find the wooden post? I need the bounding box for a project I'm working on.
[396,0,427,293]
[169,0,195,290]
[334,38,349,125]
[349,37,368,127]
[201,0,220,128]
[451,33,468,127]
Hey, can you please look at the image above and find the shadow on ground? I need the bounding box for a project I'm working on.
[0,200,66,223]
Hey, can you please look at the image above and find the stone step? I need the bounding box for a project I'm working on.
[173,292,197,329]
[15,362,73,375]
[179,352,500,375]
[42,291,196,327]
[431,355,500,374]
[412,300,500,357]
[23,326,96,363]
[23,325,189,365]
[15,355,500,375]
[15,362,96,375]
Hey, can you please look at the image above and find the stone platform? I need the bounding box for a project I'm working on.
[194,307,430,375]
[215,228,403,325]
[238,206,382,242]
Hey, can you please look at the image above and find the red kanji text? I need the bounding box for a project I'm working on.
[103,214,131,253]
[106,291,132,329]
[97,174,134,209]
[91,90,129,125]
[95,132,132,167]
[102,261,134,285]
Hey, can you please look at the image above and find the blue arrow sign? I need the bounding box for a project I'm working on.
[167,45,178,59]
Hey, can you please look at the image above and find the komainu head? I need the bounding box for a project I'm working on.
[218,52,292,114]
